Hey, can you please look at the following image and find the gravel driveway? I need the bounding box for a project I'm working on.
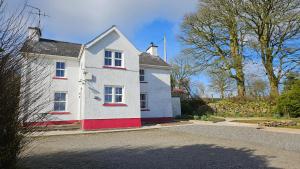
[23,124,300,169]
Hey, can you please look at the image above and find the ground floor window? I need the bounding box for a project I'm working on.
[104,86,124,103]
[54,92,67,111]
[140,93,148,110]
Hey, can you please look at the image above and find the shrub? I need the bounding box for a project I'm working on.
[208,99,276,117]
[181,98,214,116]
[277,80,300,118]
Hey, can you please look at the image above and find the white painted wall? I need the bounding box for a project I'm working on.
[82,30,141,120]
[28,55,80,122]
[140,66,172,118]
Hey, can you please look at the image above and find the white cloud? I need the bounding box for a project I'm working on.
[9,0,197,43]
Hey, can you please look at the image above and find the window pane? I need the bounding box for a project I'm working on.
[115,87,122,94]
[140,76,144,82]
[105,58,112,66]
[56,70,61,77]
[115,95,122,103]
[59,102,66,111]
[105,87,112,94]
[56,62,60,69]
[56,62,65,69]
[141,101,146,109]
[139,69,144,75]
[54,102,60,111]
[140,94,145,100]
[105,95,112,103]
[115,59,122,66]
[54,93,66,101]
[115,52,122,59]
[60,62,65,69]
[105,51,112,58]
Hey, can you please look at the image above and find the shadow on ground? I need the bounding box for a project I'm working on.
[23,144,277,169]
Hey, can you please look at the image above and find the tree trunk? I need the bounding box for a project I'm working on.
[229,25,246,97]
[261,42,279,97]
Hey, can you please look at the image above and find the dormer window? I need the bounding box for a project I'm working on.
[104,50,123,67]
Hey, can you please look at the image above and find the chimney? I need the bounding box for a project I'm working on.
[146,42,158,56]
[28,27,41,42]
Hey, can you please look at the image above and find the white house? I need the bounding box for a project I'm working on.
[25,26,174,130]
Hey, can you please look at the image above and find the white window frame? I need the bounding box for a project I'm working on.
[55,61,66,77]
[140,69,145,82]
[140,93,148,110]
[54,92,67,112]
[104,86,113,103]
[104,86,124,103]
[104,49,123,67]
[114,51,122,67]
[104,50,112,66]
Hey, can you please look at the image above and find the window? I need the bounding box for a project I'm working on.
[54,92,67,111]
[115,87,123,103]
[115,52,122,67]
[104,51,112,66]
[104,50,123,67]
[104,86,123,103]
[55,62,65,77]
[139,69,145,82]
[104,86,113,103]
[140,93,148,109]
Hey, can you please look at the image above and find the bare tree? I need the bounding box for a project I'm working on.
[246,75,268,98]
[208,67,235,99]
[240,0,300,97]
[180,0,247,97]
[170,54,199,98]
[0,1,50,168]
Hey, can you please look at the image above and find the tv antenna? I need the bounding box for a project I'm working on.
[26,4,49,28]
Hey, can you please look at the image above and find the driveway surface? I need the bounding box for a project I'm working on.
[23,124,300,169]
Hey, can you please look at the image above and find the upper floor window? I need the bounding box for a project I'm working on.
[139,69,145,82]
[54,92,67,111]
[104,51,112,66]
[55,62,65,77]
[104,86,124,103]
[115,52,122,67]
[104,50,123,67]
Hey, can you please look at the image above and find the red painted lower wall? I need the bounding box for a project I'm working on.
[25,117,173,130]
[25,120,80,126]
[141,117,174,123]
[82,118,142,130]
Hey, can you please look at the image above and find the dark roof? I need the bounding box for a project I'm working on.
[139,52,169,67]
[28,38,82,58]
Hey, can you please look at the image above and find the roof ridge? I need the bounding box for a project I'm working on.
[39,38,82,45]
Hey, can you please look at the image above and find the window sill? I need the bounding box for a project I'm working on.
[140,81,148,83]
[103,103,128,107]
[102,66,127,70]
[141,109,150,111]
[53,77,68,80]
[49,111,71,115]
